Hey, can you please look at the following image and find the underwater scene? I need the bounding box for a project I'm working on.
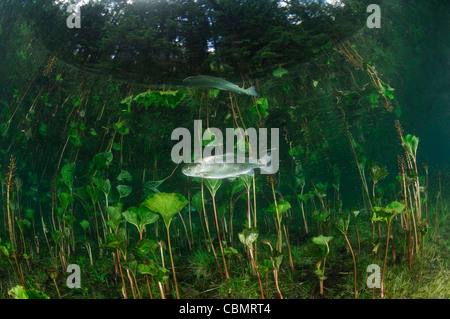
[0,0,449,303]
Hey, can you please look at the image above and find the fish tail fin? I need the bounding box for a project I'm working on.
[245,86,258,97]
[259,151,278,175]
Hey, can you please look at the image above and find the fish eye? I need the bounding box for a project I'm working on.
[182,164,195,174]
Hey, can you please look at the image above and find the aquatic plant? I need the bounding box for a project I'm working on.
[267,199,291,254]
[8,285,49,299]
[238,228,264,299]
[371,201,405,298]
[351,210,361,259]
[143,192,188,299]
[334,214,358,298]
[369,162,389,199]
[205,179,230,280]
[260,238,283,299]
[287,164,309,234]
[123,205,159,240]
[3,155,26,287]
[417,219,429,284]
[312,235,333,297]
[222,178,245,244]
[105,204,131,298]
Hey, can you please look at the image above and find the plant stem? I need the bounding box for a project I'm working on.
[283,224,294,272]
[296,191,309,234]
[53,278,61,299]
[380,222,391,298]
[126,269,136,299]
[248,246,264,299]
[274,267,283,299]
[165,224,180,298]
[201,181,222,275]
[344,233,358,298]
[212,194,229,279]
[353,214,360,260]
[116,250,128,299]
[270,181,282,253]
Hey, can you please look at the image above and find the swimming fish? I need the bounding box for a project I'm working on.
[182,152,274,179]
[182,75,258,97]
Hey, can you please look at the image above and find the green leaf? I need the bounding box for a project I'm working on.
[39,123,47,136]
[270,252,283,270]
[134,239,158,261]
[154,266,169,283]
[191,192,204,213]
[250,97,269,118]
[80,219,90,231]
[16,218,31,231]
[63,214,75,227]
[105,233,122,250]
[272,67,288,78]
[208,89,220,99]
[143,180,163,196]
[61,162,75,190]
[120,95,133,115]
[230,178,245,196]
[133,90,186,109]
[117,185,132,199]
[205,179,222,197]
[86,185,98,203]
[113,120,130,135]
[371,201,405,225]
[298,193,314,203]
[8,285,50,299]
[58,192,74,210]
[143,193,188,228]
[8,286,29,299]
[123,206,159,234]
[370,163,389,184]
[352,210,361,219]
[137,262,158,276]
[268,200,291,218]
[92,177,111,197]
[106,205,123,230]
[117,170,133,182]
[378,83,395,99]
[402,134,419,159]
[334,215,350,235]
[122,260,138,276]
[93,152,113,169]
[25,208,35,219]
[51,230,63,243]
[0,240,11,259]
[312,235,333,246]
[25,288,50,299]
[312,211,329,222]
[238,228,259,247]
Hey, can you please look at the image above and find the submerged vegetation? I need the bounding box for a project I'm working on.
[0,0,449,300]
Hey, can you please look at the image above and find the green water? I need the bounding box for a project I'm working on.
[0,0,448,300]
